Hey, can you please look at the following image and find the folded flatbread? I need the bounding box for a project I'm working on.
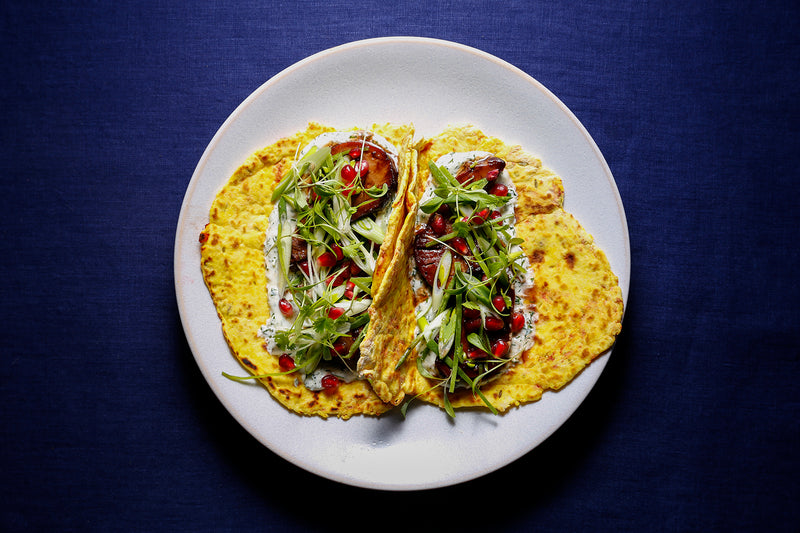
[200,122,415,418]
[363,124,624,413]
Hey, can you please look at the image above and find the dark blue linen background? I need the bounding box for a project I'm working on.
[2,0,798,531]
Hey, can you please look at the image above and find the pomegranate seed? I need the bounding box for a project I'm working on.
[491,339,509,357]
[327,307,345,320]
[331,244,344,261]
[490,210,502,224]
[341,164,357,183]
[492,294,506,313]
[463,317,482,332]
[451,237,469,255]
[348,148,362,159]
[278,354,296,371]
[355,160,369,177]
[321,374,340,390]
[297,259,310,275]
[488,183,508,196]
[332,335,353,356]
[349,261,362,276]
[430,213,446,235]
[486,169,500,182]
[511,312,525,333]
[485,316,504,331]
[317,251,337,268]
[467,347,488,359]
[326,269,349,287]
[462,307,480,319]
[278,298,293,317]
[471,208,490,225]
[344,280,356,299]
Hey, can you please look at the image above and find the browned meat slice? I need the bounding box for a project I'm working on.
[413,226,472,288]
[331,140,398,220]
[454,156,506,185]
[290,236,307,263]
[413,226,443,287]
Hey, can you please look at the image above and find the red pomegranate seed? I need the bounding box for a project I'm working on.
[327,307,345,320]
[348,148,362,159]
[326,269,349,287]
[467,347,488,359]
[463,317,482,332]
[485,316,504,331]
[321,374,340,390]
[278,298,293,317]
[492,294,506,313]
[317,251,337,268]
[471,208,490,225]
[355,160,369,177]
[331,341,345,355]
[491,339,509,357]
[430,213,446,235]
[278,355,295,371]
[341,164,357,183]
[488,183,508,196]
[511,312,525,333]
[297,259,310,275]
[331,244,344,261]
[344,280,356,299]
[451,237,469,255]
[462,307,480,319]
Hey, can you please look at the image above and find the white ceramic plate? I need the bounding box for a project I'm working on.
[175,37,629,490]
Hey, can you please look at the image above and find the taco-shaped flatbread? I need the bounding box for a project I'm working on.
[200,122,415,418]
[384,124,623,414]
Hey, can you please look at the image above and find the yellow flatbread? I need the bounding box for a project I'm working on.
[200,122,415,418]
[398,124,623,412]
[356,146,420,405]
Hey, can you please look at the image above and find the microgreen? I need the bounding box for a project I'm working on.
[263,136,397,381]
[410,158,530,416]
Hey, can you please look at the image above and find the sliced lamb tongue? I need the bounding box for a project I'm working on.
[330,140,398,220]
[413,226,444,287]
[290,236,307,263]
[454,156,506,185]
[413,226,475,288]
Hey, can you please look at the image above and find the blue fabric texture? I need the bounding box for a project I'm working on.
[1,1,798,531]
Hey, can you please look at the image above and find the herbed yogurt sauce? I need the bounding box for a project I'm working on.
[410,151,537,373]
[258,131,399,390]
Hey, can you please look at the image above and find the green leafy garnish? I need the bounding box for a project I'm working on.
[409,158,528,416]
[262,137,397,380]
